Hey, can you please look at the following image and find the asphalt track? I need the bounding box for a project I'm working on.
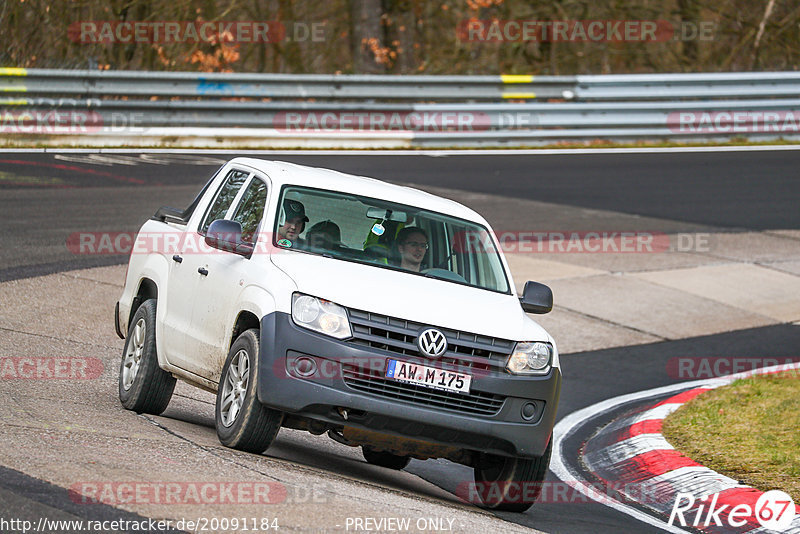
[4,149,799,281]
[1,149,799,533]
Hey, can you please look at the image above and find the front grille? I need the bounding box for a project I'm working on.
[342,364,505,416]
[347,308,514,371]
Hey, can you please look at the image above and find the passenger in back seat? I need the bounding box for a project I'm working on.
[363,219,404,264]
[306,220,342,251]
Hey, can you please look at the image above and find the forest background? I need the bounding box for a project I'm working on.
[2,0,797,74]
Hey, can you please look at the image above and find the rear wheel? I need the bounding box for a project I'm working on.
[362,447,411,470]
[118,299,176,414]
[473,439,552,513]
[215,328,283,453]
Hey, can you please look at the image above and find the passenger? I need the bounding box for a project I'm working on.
[306,220,342,250]
[277,199,309,243]
[394,227,429,272]
[363,219,404,263]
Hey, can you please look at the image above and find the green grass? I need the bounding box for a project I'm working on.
[662,371,800,502]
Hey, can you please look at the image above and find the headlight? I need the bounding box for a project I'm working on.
[506,342,552,375]
[291,293,352,340]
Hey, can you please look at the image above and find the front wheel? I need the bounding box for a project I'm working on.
[473,439,552,513]
[118,299,176,414]
[362,447,410,470]
[215,328,283,454]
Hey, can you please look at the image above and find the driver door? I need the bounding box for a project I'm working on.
[185,173,269,383]
[162,168,250,374]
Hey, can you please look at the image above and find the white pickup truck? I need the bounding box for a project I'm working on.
[115,157,561,512]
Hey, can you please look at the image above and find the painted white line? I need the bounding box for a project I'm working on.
[647,466,743,501]
[583,434,674,469]
[550,381,709,532]
[594,402,682,437]
[551,361,800,532]
[2,144,800,155]
[629,403,682,424]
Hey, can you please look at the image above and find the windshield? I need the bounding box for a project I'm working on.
[273,186,510,294]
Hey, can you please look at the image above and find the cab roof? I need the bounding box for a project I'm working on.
[230,157,487,225]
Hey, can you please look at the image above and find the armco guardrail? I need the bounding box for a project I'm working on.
[5,69,799,101]
[1,68,799,147]
[574,72,800,100]
[0,68,576,100]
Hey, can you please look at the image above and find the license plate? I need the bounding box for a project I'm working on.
[385,359,471,394]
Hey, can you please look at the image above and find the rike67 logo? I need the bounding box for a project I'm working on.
[669,490,796,531]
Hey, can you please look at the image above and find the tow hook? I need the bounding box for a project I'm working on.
[327,429,357,447]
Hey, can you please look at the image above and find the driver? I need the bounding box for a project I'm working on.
[394,227,428,272]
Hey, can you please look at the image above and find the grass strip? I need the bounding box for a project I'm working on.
[662,370,800,502]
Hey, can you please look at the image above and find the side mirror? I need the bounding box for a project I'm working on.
[205,220,254,258]
[520,281,553,314]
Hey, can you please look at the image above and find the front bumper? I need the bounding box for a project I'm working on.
[257,312,561,458]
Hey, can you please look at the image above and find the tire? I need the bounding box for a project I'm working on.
[362,447,411,470]
[118,299,176,414]
[473,439,552,513]
[215,328,283,453]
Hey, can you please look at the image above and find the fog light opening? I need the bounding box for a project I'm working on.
[294,356,317,377]
[521,402,538,421]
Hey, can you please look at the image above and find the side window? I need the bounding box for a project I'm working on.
[231,177,268,243]
[200,169,250,234]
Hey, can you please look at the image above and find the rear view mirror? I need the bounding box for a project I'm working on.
[205,220,254,258]
[520,281,553,314]
[366,207,408,223]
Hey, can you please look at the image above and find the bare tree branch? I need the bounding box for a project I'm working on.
[750,0,776,68]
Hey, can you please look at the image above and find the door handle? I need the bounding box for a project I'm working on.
[172,255,183,263]
[198,267,208,276]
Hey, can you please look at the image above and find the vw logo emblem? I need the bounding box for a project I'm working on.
[417,328,447,358]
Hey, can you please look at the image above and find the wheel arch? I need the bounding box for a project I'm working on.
[229,285,278,349]
[128,277,159,328]
[230,310,260,350]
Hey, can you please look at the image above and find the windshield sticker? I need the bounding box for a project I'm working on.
[371,223,385,236]
[277,239,292,248]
